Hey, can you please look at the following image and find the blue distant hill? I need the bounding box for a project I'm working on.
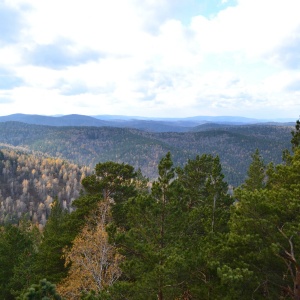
[0,113,296,132]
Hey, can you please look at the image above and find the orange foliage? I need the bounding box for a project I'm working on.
[57,200,123,299]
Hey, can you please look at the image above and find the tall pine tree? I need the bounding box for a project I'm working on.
[33,199,71,284]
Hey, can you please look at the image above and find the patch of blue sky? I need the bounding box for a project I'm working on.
[0,97,14,104]
[0,69,24,89]
[25,39,101,69]
[199,0,237,18]
[0,3,23,44]
[177,0,238,25]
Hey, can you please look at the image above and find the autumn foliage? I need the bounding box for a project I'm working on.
[0,120,300,299]
[57,200,123,299]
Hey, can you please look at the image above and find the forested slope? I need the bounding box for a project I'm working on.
[0,122,292,185]
[0,121,299,299]
[155,125,292,184]
[0,147,91,227]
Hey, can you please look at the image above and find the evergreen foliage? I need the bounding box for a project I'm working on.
[0,121,292,185]
[222,142,300,298]
[0,120,299,298]
[18,279,61,300]
[0,219,41,299]
[291,119,300,149]
[241,149,266,191]
[109,152,232,299]
[32,199,72,284]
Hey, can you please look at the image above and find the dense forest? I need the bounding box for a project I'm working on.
[0,120,299,299]
[0,148,91,227]
[0,121,293,186]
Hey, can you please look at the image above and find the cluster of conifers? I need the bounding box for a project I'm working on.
[1,120,300,299]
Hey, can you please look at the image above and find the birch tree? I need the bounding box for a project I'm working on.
[58,200,122,299]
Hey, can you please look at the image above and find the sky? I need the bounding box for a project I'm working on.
[0,0,300,119]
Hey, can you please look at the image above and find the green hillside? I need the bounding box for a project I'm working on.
[0,122,293,185]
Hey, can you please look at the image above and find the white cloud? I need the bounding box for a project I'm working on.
[1,0,300,119]
[190,0,300,58]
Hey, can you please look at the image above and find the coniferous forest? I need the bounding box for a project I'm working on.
[0,120,300,299]
[0,121,293,186]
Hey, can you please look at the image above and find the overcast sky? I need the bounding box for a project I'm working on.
[0,0,299,119]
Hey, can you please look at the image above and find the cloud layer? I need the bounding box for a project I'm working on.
[0,0,299,119]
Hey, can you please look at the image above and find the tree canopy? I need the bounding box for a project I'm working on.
[0,119,299,299]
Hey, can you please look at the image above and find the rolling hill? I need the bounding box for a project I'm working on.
[0,121,294,186]
[0,113,295,133]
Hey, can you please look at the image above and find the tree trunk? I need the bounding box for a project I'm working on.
[294,267,300,300]
[158,290,163,300]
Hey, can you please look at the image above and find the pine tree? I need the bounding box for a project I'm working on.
[111,153,232,299]
[0,222,37,299]
[176,154,232,298]
[221,144,300,298]
[241,149,266,191]
[110,153,185,299]
[18,279,61,300]
[291,119,300,149]
[80,161,137,228]
[33,199,71,284]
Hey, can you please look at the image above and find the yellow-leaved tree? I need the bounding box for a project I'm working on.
[57,199,123,299]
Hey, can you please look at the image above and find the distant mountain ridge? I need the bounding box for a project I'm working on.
[0,114,111,127]
[0,114,296,132]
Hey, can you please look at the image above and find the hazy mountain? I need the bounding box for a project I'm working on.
[0,114,111,127]
[0,114,295,133]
